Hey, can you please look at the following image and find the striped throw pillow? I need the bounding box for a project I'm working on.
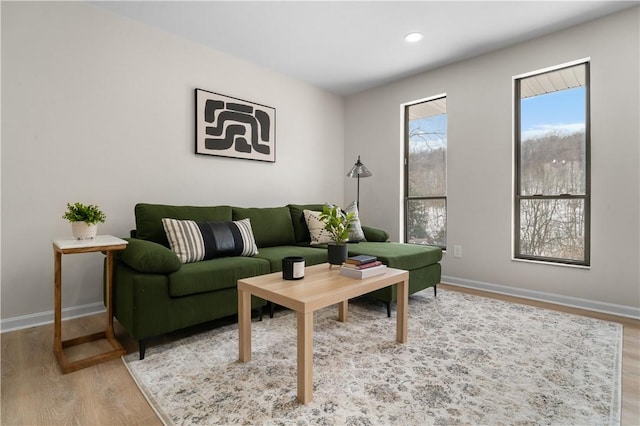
[162,218,258,263]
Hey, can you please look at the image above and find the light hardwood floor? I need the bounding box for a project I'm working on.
[1,285,638,425]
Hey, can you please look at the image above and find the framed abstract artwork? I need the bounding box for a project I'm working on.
[195,89,276,162]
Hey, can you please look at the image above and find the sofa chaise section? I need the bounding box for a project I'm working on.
[345,242,442,316]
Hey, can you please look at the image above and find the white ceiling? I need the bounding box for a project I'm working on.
[94,1,638,96]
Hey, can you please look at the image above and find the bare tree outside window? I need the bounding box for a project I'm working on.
[515,62,590,265]
[405,97,447,248]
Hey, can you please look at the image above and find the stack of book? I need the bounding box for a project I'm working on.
[339,255,387,279]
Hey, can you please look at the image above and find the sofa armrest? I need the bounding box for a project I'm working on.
[115,238,182,274]
[362,226,389,242]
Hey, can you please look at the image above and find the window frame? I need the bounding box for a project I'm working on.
[513,60,591,266]
[403,94,448,249]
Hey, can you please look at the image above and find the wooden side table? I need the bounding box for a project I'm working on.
[52,235,128,374]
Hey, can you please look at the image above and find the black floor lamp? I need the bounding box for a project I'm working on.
[346,155,372,209]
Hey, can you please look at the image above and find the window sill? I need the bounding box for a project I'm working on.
[511,257,591,270]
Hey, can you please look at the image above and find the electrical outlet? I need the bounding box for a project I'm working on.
[453,245,462,258]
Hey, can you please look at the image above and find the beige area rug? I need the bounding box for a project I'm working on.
[123,290,622,425]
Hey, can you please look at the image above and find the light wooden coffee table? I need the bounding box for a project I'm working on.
[237,263,409,404]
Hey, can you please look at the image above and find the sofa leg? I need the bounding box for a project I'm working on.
[434,284,437,298]
[139,340,147,360]
[269,302,274,319]
[386,302,391,318]
[258,306,263,321]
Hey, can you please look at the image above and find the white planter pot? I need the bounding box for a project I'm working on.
[71,222,97,240]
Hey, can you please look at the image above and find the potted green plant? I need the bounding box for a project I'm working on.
[62,202,106,240]
[319,204,356,265]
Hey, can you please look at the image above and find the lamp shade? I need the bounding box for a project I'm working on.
[346,156,372,178]
[347,156,372,210]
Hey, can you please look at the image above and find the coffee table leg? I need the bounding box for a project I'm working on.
[238,289,252,362]
[297,311,313,403]
[397,279,408,343]
[338,300,348,322]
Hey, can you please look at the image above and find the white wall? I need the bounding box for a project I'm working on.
[1,2,344,326]
[345,8,640,313]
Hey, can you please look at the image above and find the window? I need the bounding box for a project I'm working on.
[404,96,447,248]
[514,61,590,266]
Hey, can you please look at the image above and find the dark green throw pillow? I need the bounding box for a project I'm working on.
[288,204,326,244]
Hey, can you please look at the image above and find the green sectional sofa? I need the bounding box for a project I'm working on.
[111,203,442,359]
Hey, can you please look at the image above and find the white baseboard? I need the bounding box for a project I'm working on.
[0,302,106,333]
[442,275,640,320]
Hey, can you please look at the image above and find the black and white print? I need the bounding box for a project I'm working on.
[195,89,276,162]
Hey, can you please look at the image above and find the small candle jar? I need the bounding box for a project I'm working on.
[282,256,305,280]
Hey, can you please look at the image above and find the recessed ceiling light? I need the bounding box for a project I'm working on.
[404,32,424,43]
